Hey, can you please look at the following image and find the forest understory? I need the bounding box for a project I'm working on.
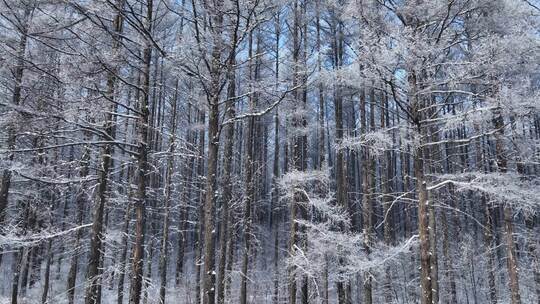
[0,0,539,303]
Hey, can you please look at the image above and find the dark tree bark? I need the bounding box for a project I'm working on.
[85,1,126,303]
[158,79,179,304]
[129,1,153,303]
[0,4,32,268]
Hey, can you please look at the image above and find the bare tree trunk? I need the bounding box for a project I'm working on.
[492,106,521,304]
[361,88,376,304]
[65,142,91,304]
[0,4,32,268]
[271,13,281,304]
[316,0,325,169]
[217,106,234,304]
[11,249,25,304]
[381,92,394,303]
[428,199,439,304]
[484,197,498,304]
[199,0,225,302]
[331,15,349,304]
[203,100,219,304]
[216,19,238,302]
[142,239,154,304]
[503,206,521,304]
[117,188,132,304]
[415,140,432,304]
[526,216,540,304]
[11,200,32,304]
[239,111,255,304]
[271,110,280,304]
[129,1,153,302]
[158,79,179,304]
[473,118,497,304]
[195,109,206,304]
[176,101,193,284]
[407,70,433,304]
[288,2,303,303]
[41,240,52,304]
[85,2,126,303]
[224,215,235,299]
[239,27,261,304]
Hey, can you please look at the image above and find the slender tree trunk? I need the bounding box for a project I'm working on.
[428,199,439,304]
[158,79,179,304]
[361,88,376,304]
[176,101,193,284]
[117,188,132,304]
[240,28,261,304]
[194,109,206,304]
[239,112,255,304]
[408,70,433,304]
[11,249,24,304]
[200,1,225,302]
[271,14,281,304]
[217,25,238,303]
[381,92,394,303]
[331,17,349,304]
[41,240,52,304]
[525,216,540,304]
[492,105,521,304]
[415,140,432,304]
[484,197,498,304]
[316,0,325,169]
[129,1,152,302]
[271,108,280,304]
[203,100,219,304]
[11,200,32,304]
[288,2,303,303]
[0,5,32,268]
[85,2,126,303]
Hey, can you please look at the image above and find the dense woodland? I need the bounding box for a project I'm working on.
[0,0,539,303]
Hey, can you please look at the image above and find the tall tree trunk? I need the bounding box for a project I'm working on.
[271,13,281,304]
[0,4,32,268]
[117,106,135,304]
[415,140,432,304]
[11,249,25,304]
[41,240,52,304]
[272,109,280,304]
[526,216,540,304]
[129,1,153,302]
[381,91,394,302]
[158,79,179,304]
[288,1,304,303]
[239,113,255,304]
[361,88,376,304]
[409,71,432,304]
[492,105,521,304]
[203,98,219,304]
[194,109,206,304]
[217,22,238,303]
[331,16,349,304]
[484,196,498,304]
[176,101,193,284]
[85,2,126,303]
[200,0,225,302]
[66,143,91,304]
[239,27,261,304]
[117,186,132,304]
[11,200,32,304]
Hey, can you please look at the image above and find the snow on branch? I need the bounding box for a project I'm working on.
[432,172,540,215]
[0,223,92,248]
[339,130,393,156]
[287,223,418,282]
